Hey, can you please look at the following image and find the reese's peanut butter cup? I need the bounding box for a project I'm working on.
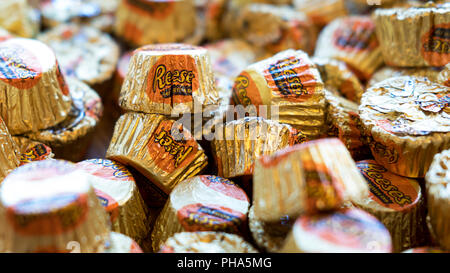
[159,232,257,253]
[438,63,450,87]
[106,112,208,194]
[151,175,250,252]
[314,16,383,80]
[368,66,443,87]
[119,44,219,116]
[0,38,72,135]
[25,77,103,162]
[425,149,450,250]
[325,91,371,160]
[212,117,307,178]
[113,51,133,106]
[374,3,450,67]
[402,247,448,253]
[248,206,287,252]
[0,160,110,253]
[280,208,392,253]
[12,137,53,166]
[40,0,118,32]
[231,49,326,138]
[359,76,450,178]
[114,0,197,46]
[354,160,427,252]
[0,118,20,182]
[0,0,38,38]
[253,138,369,224]
[204,0,227,41]
[38,24,120,95]
[313,57,364,103]
[76,159,151,251]
[104,232,143,253]
[293,0,348,28]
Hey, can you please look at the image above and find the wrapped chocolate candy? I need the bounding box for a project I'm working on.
[204,0,227,41]
[159,232,258,253]
[38,24,120,97]
[0,118,20,182]
[402,247,448,253]
[248,206,288,252]
[279,208,393,253]
[25,78,103,162]
[368,66,443,87]
[313,57,364,103]
[253,138,369,226]
[104,232,143,253]
[293,0,348,28]
[113,51,133,106]
[359,76,450,178]
[314,16,383,80]
[354,160,427,252]
[106,112,208,194]
[325,91,371,160]
[0,0,39,38]
[425,149,450,250]
[231,49,326,139]
[438,63,450,87]
[151,175,250,252]
[374,3,450,67]
[0,160,110,253]
[114,0,198,46]
[12,137,53,166]
[212,117,307,178]
[0,38,72,135]
[76,159,151,251]
[119,44,219,116]
[40,0,119,32]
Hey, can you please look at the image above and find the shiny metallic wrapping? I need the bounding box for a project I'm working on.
[293,0,348,28]
[0,160,110,253]
[113,51,133,105]
[38,24,120,86]
[104,232,143,253]
[212,117,307,178]
[12,136,54,166]
[76,159,152,252]
[232,49,326,139]
[279,208,392,253]
[0,118,20,182]
[438,63,450,87]
[368,66,443,87]
[248,206,286,252]
[314,16,383,80]
[0,38,73,135]
[25,78,103,162]
[106,112,208,194]
[0,0,37,38]
[359,76,450,178]
[119,44,219,116]
[159,232,258,253]
[325,91,371,160]
[253,138,369,223]
[114,0,197,46]
[425,150,450,250]
[374,3,450,67]
[151,175,250,252]
[314,57,364,103]
[354,160,427,252]
[204,0,227,41]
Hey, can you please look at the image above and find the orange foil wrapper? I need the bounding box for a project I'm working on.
[12,136,54,166]
[293,0,348,28]
[151,175,250,252]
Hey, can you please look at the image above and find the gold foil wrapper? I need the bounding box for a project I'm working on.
[0,38,73,135]
[0,118,20,182]
[359,76,450,178]
[12,136,54,166]
[425,149,450,250]
[113,51,133,106]
[106,112,208,194]
[204,0,227,41]
[293,0,348,28]
[104,232,143,253]
[114,0,197,46]
[314,57,364,103]
[212,117,307,178]
[253,138,369,223]
[38,24,120,86]
[280,208,392,253]
[0,160,110,253]
[354,160,427,252]
[159,232,258,253]
[232,49,326,139]
[119,44,219,116]
[76,159,152,252]
[151,175,250,252]
[374,3,450,67]
[248,206,286,253]
[325,91,371,160]
[25,78,103,162]
[368,66,443,87]
[314,16,383,80]
[0,0,37,38]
